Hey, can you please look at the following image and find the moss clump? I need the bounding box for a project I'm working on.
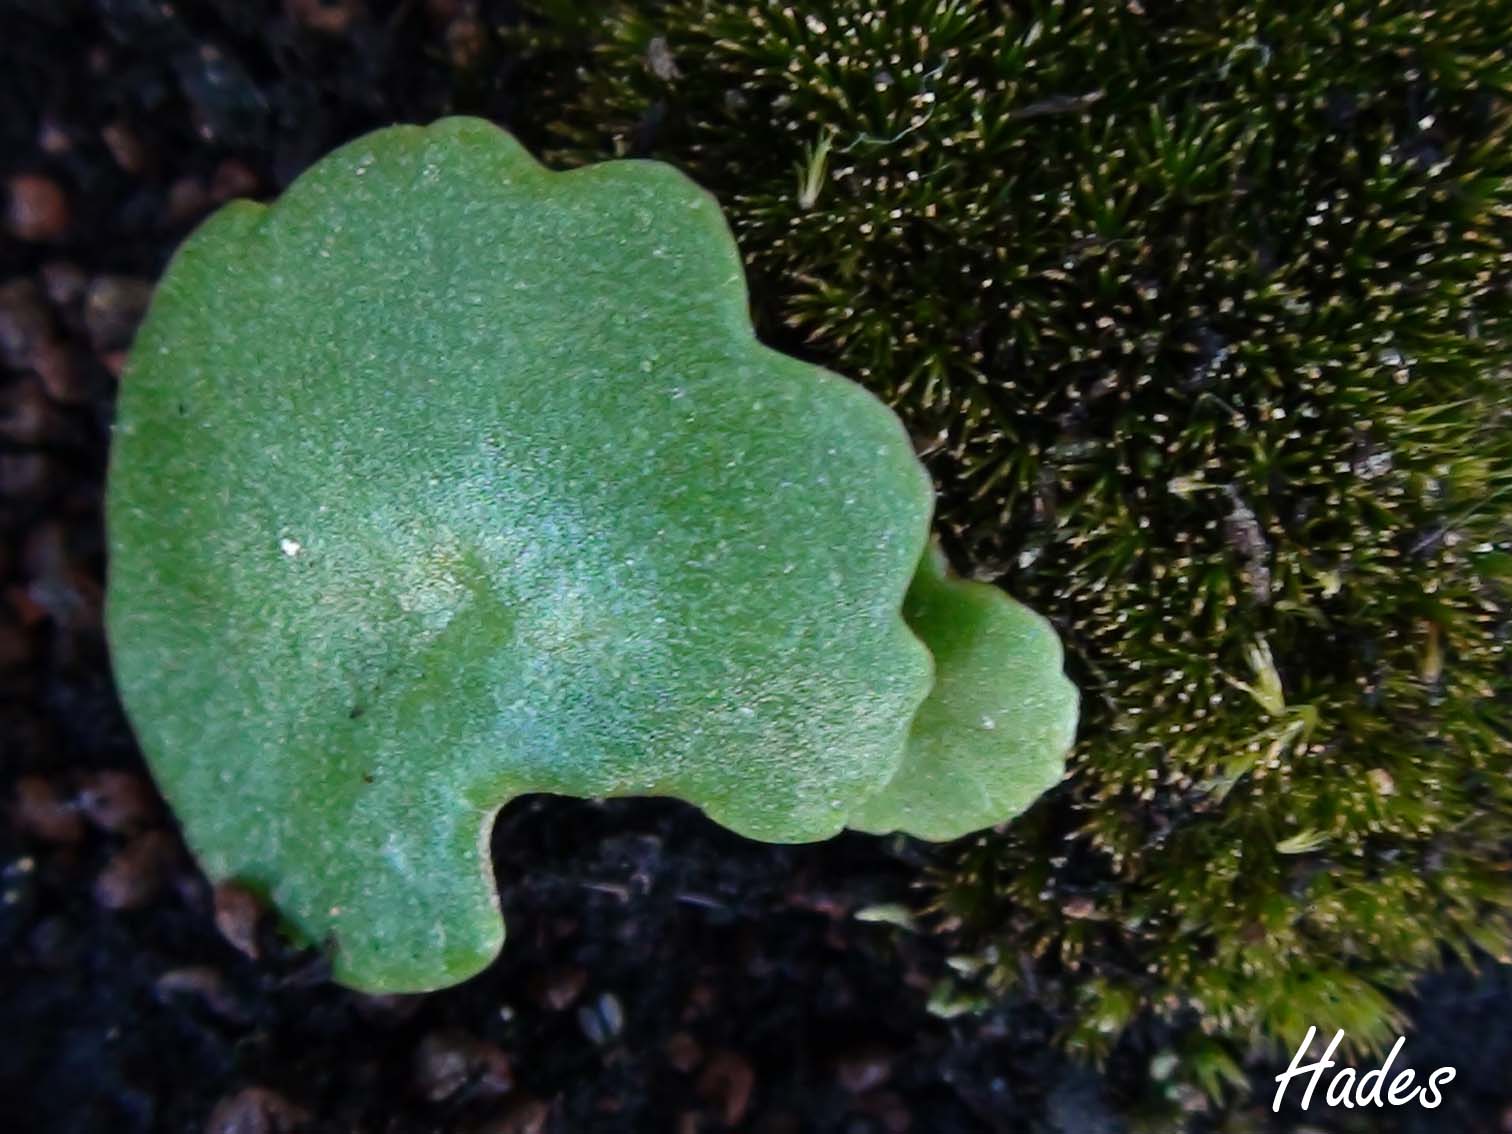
[515,0,1512,1098]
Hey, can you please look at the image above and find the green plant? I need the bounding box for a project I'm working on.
[105,117,1075,992]
[515,0,1512,1093]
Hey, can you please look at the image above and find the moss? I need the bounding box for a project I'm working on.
[514,0,1512,1097]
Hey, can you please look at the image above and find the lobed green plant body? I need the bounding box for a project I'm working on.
[105,117,1075,993]
[516,0,1512,1095]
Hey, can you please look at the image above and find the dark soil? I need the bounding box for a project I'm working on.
[2,3,1509,1133]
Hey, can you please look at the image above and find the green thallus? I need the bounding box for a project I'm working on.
[105,117,1077,993]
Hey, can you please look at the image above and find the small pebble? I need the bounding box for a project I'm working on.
[213,881,266,959]
[576,991,624,1044]
[83,276,154,352]
[101,120,148,174]
[168,176,212,224]
[664,1030,704,1073]
[157,965,250,1023]
[95,830,178,910]
[834,1044,894,1093]
[284,0,365,35]
[78,770,158,833]
[7,175,69,242]
[413,1028,513,1102]
[210,159,260,203]
[532,964,587,1011]
[30,337,90,404]
[695,1050,754,1126]
[446,15,488,70]
[13,775,84,844]
[37,118,72,155]
[100,349,129,379]
[204,1086,309,1134]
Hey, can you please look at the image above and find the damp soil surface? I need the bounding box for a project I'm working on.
[3,4,1510,1133]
